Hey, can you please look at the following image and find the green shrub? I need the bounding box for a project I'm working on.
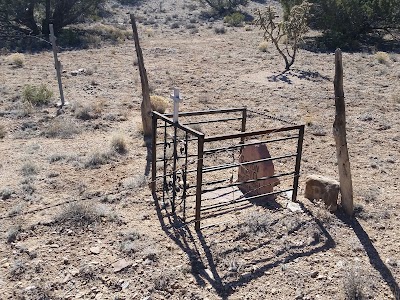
[224,12,245,27]
[199,0,248,14]
[22,84,53,106]
[256,2,311,71]
[280,0,400,49]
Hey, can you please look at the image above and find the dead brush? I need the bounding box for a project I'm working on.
[238,211,270,238]
[111,134,127,154]
[7,53,25,68]
[343,265,368,300]
[0,124,6,139]
[150,95,169,113]
[56,201,105,226]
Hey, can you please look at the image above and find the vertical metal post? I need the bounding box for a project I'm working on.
[292,125,305,202]
[195,135,205,231]
[151,114,157,195]
[49,24,65,107]
[172,125,178,213]
[241,107,247,143]
[182,131,189,220]
[162,121,167,204]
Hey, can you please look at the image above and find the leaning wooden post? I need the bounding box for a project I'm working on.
[130,14,152,139]
[333,48,354,216]
[49,24,65,107]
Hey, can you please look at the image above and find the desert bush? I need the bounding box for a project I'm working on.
[280,0,400,49]
[0,124,6,139]
[0,0,105,36]
[56,201,105,226]
[1,187,14,200]
[84,151,112,168]
[375,51,390,65]
[74,103,99,120]
[7,203,24,217]
[256,1,310,71]
[111,135,127,154]
[22,84,53,106]
[6,225,21,243]
[214,26,226,34]
[44,118,80,138]
[239,211,270,238]
[343,266,367,300]
[258,40,268,52]
[20,162,38,176]
[7,53,25,68]
[224,12,245,27]
[150,95,169,113]
[199,0,248,14]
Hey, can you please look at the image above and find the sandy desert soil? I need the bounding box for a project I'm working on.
[1,0,400,299]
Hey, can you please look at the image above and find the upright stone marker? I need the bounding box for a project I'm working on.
[238,141,279,197]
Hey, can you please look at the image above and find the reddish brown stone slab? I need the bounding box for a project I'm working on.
[237,141,279,197]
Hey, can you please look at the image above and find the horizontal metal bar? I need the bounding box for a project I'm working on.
[204,125,303,143]
[152,111,204,137]
[155,137,199,146]
[164,108,246,117]
[200,188,293,212]
[156,154,198,162]
[202,178,231,186]
[183,117,242,126]
[202,153,297,173]
[204,135,299,154]
[201,171,296,193]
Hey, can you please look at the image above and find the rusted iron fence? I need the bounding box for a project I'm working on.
[151,108,304,230]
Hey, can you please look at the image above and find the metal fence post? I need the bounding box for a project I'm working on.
[292,125,305,202]
[151,113,157,195]
[195,135,205,231]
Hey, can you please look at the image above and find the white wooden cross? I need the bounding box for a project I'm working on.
[170,88,182,123]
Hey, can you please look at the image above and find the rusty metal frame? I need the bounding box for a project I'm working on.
[151,108,304,231]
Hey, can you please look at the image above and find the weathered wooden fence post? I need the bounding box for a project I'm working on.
[130,13,152,139]
[333,48,354,216]
[49,24,65,108]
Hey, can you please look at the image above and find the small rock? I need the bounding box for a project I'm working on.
[386,258,398,267]
[90,246,100,255]
[310,271,319,278]
[71,70,79,76]
[121,281,129,290]
[286,201,303,213]
[112,259,132,273]
[204,268,215,280]
[295,289,304,299]
[62,273,72,283]
[271,288,277,294]
[95,292,103,300]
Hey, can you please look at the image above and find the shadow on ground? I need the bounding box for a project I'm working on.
[153,191,336,299]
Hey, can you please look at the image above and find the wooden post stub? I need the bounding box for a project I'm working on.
[49,24,65,107]
[130,13,152,138]
[333,48,354,216]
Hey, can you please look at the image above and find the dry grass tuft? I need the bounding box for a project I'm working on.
[258,41,269,52]
[375,51,390,64]
[22,84,53,106]
[84,151,113,168]
[7,53,25,68]
[44,118,80,138]
[56,201,105,226]
[20,162,38,176]
[111,134,128,154]
[239,211,270,238]
[6,225,21,243]
[0,124,6,139]
[150,95,169,113]
[343,266,367,300]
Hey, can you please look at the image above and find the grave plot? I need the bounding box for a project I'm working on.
[151,107,304,230]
